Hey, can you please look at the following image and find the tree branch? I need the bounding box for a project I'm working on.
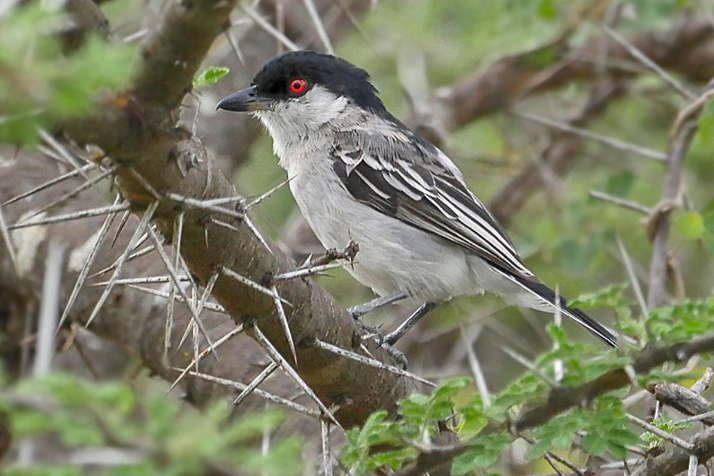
[397,331,714,476]
[57,0,409,428]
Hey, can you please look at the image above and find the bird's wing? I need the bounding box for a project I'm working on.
[330,128,536,281]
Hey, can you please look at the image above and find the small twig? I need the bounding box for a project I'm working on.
[626,413,694,451]
[616,235,649,319]
[692,367,714,395]
[501,345,559,388]
[460,325,490,407]
[599,24,695,100]
[302,0,334,54]
[589,190,652,215]
[237,2,300,52]
[321,419,333,476]
[647,119,698,309]
[516,111,667,161]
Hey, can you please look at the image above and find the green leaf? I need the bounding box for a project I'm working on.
[571,283,632,320]
[675,212,705,240]
[696,101,714,146]
[604,171,635,198]
[236,438,305,476]
[400,377,471,429]
[193,66,230,88]
[451,433,511,474]
[537,0,558,19]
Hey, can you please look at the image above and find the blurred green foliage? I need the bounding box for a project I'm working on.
[0,373,304,476]
[0,3,137,144]
[3,0,714,474]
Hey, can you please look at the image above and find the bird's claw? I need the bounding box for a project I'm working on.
[353,318,408,369]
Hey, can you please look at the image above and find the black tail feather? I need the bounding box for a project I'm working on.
[513,278,618,348]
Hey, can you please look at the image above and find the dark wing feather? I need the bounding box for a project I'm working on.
[330,130,536,281]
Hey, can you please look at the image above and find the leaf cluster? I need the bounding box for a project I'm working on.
[0,373,304,476]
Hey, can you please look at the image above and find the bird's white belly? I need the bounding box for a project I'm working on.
[288,162,482,300]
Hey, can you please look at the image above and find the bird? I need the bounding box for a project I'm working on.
[216,50,618,348]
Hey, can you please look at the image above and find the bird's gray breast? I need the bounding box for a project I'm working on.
[285,149,477,299]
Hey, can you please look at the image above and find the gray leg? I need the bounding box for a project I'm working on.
[384,302,438,346]
[348,290,410,318]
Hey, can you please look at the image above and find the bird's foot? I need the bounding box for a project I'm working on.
[353,318,408,369]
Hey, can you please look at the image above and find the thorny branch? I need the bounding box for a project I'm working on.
[397,332,714,476]
[56,0,411,429]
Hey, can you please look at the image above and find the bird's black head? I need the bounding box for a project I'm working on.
[216,51,387,115]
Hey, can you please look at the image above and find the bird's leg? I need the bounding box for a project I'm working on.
[348,290,410,318]
[384,302,438,346]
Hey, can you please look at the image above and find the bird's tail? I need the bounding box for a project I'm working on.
[495,270,618,348]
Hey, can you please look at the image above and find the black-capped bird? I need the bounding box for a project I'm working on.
[217,51,617,348]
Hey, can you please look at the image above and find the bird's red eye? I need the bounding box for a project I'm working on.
[289,78,307,95]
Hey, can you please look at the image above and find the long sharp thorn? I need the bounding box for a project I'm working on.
[233,362,279,406]
[2,163,96,206]
[24,166,116,221]
[39,129,90,179]
[129,167,162,200]
[0,201,18,272]
[90,275,186,286]
[164,212,184,363]
[125,284,226,313]
[271,285,297,365]
[314,338,436,387]
[220,267,291,305]
[244,214,273,255]
[273,262,345,281]
[89,243,155,279]
[10,203,130,230]
[253,324,341,428]
[244,179,290,211]
[177,272,219,349]
[59,196,122,331]
[183,369,320,417]
[111,207,132,248]
[167,324,243,394]
[167,193,244,220]
[147,226,219,358]
[86,202,159,327]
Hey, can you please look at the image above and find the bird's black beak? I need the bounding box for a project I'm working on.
[216,86,272,112]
